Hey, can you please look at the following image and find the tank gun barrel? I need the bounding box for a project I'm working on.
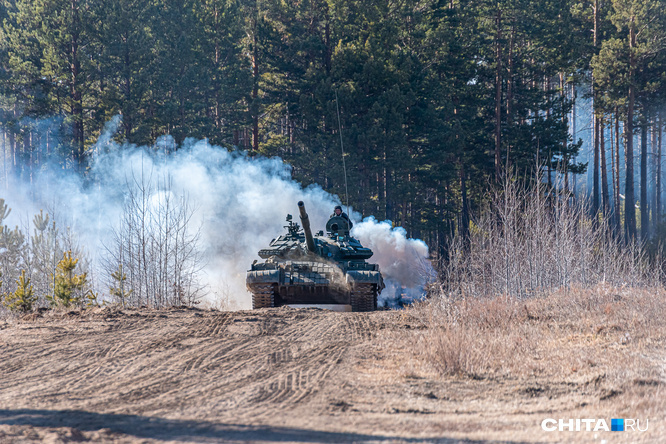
[298,201,316,253]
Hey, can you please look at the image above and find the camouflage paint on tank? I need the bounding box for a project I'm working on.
[246,201,384,310]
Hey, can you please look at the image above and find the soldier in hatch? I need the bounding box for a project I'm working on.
[332,205,353,229]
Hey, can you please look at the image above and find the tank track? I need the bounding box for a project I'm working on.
[249,284,275,309]
[350,284,377,312]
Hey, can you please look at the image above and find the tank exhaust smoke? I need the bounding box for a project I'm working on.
[1,116,434,309]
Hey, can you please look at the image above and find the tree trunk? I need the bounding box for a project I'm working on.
[494,6,502,180]
[71,0,84,169]
[614,108,622,234]
[625,24,637,242]
[560,73,569,191]
[2,128,5,189]
[640,116,647,240]
[460,163,469,244]
[9,105,16,176]
[124,32,132,141]
[592,0,600,217]
[505,24,515,172]
[655,111,663,226]
[653,118,659,232]
[324,13,331,74]
[572,82,577,194]
[383,146,392,221]
[251,14,259,153]
[214,4,220,129]
[610,117,617,226]
[593,115,600,216]
[27,131,33,188]
[601,121,609,217]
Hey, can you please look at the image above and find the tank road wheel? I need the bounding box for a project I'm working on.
[249,284,275,309]
[350,284,377,312]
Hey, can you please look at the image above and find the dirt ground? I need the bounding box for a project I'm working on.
[0,306,663,443]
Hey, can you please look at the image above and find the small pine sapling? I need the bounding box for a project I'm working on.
[32,210,49,232]
[110,264,132,307]
[30,211,53,301]
[1,225,27,270]
[47,251,88,308]
[0,199,11,225]
[85,290,101,307]
[3,270,37,313]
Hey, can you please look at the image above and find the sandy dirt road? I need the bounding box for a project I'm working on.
[0,306,663,443]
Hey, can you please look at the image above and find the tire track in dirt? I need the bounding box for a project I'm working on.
[0,307,390,433]
[2,305,652,444]
[235,310,353,417]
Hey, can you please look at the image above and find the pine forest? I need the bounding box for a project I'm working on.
[2,0,666,308]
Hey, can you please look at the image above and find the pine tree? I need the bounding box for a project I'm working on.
[47,250,87,308]
[6,0,96,168]
[589,0,666,241]
[0,199,10,224]
[3,269,36,313]
[92,0,157,144]
[85,290,100,307]
[0,224,27,292]
[109,263,132,307]
[30,210,56,299]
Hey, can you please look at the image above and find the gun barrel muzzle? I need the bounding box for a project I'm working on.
[297,201,316,253]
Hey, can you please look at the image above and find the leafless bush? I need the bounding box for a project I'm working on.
[409,176,666,383]
[104,168,205,308]
[443,176,660,299]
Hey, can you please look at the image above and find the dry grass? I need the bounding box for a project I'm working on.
[408,286,666,389]
[370,287,666,441]
[414,175,666,419]
[380,178,666,440]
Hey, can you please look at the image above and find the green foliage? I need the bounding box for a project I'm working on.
[0,223,28,295]
[3,0,666,252]
[47,251,87,308]
[0,199,11,225]
[85,290,101,308]
[0,201,89,310]
[109,264,132,306]
[32,210,49,232]
[3,270,37,313]
[593,0,666,114]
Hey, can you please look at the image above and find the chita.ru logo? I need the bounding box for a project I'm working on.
[541,418,648,432]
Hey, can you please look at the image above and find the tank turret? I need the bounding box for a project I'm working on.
[246,202,385,311]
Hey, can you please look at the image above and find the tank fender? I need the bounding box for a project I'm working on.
[246,269,281,285]
[346,270,383,286]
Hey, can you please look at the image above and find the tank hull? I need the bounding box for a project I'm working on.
[247,259,382,311]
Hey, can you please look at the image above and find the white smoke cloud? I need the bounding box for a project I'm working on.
[352,217,435,307]
[2,117,433,309]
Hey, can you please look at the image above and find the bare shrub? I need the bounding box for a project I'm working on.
[443,176,660,300]
[422,326,481,377]
[104,168,205,308]
[412,176,666,385]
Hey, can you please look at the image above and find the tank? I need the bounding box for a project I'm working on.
[246,201,384,311]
